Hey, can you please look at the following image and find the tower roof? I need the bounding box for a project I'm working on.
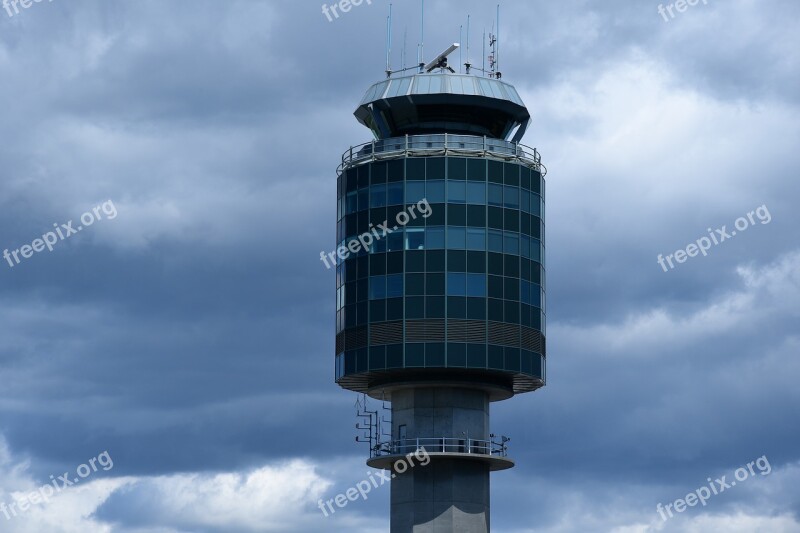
[354,72,531,142]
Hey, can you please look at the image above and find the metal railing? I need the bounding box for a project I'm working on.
[370,436,509,459]
[339,134,547,176]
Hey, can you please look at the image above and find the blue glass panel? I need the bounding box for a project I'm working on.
[447,226,466,249]
[447,181,466,203]
[427,227,445,249]
[406,228,425,250]
[447,273,467,296]
[466,228,486,251]
[387,274,404,298]
[466,274,486,297]
[369,275,387,300]
[488,229,503,253]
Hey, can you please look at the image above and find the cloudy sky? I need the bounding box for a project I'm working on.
[0,0,798,531]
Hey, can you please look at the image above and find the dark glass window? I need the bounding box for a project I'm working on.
[386,344,403,368]
[467,344,487,367]
[387,298,403,320]
[406,343,424,366]
[370,300,386,321]
[406,297,424,319]
[467,251,486,273]
[448,343,467,367]
[466,298,486,319]
[487,206,503,229]
[426,296,445,318]
[407,159,425,180]
[426,273,445,295]
[426,343,446,366]
[467,205,486,227]
[427,157,446,178]
[503,163,519,186]
[488,275,503,299]
[467,159,486,181]
[488,345,504,369]
[448,158,467,180]
[406,250,424,272]
[488,160,503,183]
[388,160,404,182]
[447,296,467,318]
[427,250,446,271]
[406,273,425,295]
[447,250,467,272]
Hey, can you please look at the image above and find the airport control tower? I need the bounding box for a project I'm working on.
[334,11,547,532]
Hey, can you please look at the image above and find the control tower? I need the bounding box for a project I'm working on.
[333,15,547,532]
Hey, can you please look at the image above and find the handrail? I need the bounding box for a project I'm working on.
[370,436,509,459]
[338,134,546,177]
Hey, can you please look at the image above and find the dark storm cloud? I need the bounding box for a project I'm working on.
[0,0,798,532]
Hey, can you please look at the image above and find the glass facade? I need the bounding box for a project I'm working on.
[335,156,546,393]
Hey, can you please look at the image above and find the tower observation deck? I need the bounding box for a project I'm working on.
[334,35,547,533]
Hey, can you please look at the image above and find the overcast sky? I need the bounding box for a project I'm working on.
[0,0,798,532]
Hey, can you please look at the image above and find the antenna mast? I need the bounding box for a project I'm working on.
[385,4,393,77]
[418,0,425,73]
[465,15,471,74]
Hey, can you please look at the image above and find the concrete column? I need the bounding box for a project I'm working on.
[389,387,491,533]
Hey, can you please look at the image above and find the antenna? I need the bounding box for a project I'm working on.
[459,25,463,74]
[424,43,460,73]
[496,4,501,78]
[482,27,486,76]
[465,15,471,74]
[418,0,425,73]
[402,27,408,70]
[385,4,393,77]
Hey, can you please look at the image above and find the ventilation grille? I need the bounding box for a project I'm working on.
[369,321,403,346]
[405,319,445,342]
[446,320,487,343]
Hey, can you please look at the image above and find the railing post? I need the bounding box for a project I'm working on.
[444,133,448,155]
[405,134,409,155]
[371,140,375,163]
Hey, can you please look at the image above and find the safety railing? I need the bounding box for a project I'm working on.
[370,436,509,459]
[339,134,546,176]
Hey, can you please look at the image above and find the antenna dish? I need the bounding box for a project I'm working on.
[424,43,460,72]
